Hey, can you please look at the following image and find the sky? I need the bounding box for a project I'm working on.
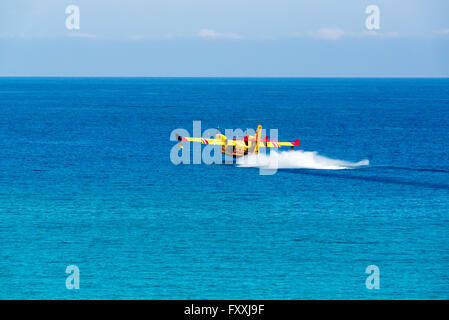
[0,0,448,77]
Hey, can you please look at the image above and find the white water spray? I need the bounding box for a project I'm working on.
[237,150,369,170]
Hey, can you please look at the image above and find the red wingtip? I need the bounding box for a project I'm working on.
[293,139,300,146]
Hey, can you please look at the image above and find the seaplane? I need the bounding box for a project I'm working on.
[176,125,300,158]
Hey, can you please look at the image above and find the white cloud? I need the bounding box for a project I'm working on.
[127,34,177,41]
[356,30,399,38]
[308,28,345,40]
[198,29,243,40]
[308,28,399,40]
[66,33,96,38]
[0,33,16,39]
[129,35,145,41]
[437,29,449,35]
[164,33,175,39]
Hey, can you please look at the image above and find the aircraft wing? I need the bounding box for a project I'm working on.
[265,139,300,148]
[177,135,299,148]
[178,136,238,146]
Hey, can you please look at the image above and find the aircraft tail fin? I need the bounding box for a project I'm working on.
[255,125,262,153]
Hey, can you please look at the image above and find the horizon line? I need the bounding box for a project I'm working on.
[1,76,449,79]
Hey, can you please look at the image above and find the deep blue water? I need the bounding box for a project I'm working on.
[1,77,449,299]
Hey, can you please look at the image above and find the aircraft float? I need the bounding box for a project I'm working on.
[176,125,300,158]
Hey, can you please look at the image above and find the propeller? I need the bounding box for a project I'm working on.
[175,134,183,149]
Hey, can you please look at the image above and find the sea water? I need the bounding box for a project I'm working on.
[0,77,448,299]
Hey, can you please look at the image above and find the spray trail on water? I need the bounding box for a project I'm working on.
[237,150,369,170]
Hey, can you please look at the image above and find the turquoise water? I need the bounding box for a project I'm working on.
[0,77,449,299]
